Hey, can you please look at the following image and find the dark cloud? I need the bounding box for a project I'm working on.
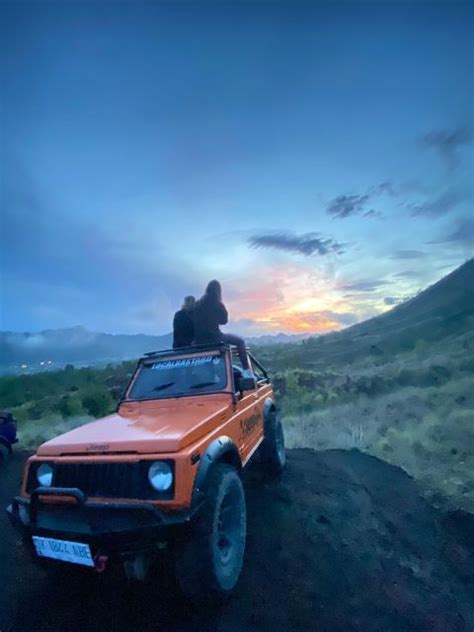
[326,182,397,219]
[326,194,372,219]
[340,279,390,292]
[429,217,474,248]
[363,209,383,219]
[376,181,397,196]
[248,232,345,256]
[409,190,462,217]
[418,126,472,170]
[384,297,399,306]
[391,250,427,260]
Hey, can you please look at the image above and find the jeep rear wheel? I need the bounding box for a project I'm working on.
[260,409,286,477]
[174,464,246,601]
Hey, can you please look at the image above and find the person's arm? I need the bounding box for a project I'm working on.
[218,302,228,325]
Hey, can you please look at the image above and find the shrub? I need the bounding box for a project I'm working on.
[58,395,83,418]
[82,391,114,418]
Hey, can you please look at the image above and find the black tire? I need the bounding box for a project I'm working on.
[0,439,11,460]
[174,464,246,601]
[260,409,286,477]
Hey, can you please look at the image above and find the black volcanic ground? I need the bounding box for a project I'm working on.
[1,449,473,632]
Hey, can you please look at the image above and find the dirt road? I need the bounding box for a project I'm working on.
[1,449,473,632]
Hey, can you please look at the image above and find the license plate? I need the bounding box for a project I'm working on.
[32,536,94,567]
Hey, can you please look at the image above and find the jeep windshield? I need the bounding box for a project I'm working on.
[127,353,228,400]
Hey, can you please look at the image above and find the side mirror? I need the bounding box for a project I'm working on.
[236,376,256,392]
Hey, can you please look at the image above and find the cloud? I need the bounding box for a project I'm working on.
[326,194,372,219]
[326,182,397,219]
[393,270,422,279]
[340,279,390,292]
[409,190,462,217]
[429,217,474,248]
[418,126,472,170]
[384,297,399,306]
[390,250,427,260]
[260,309,359,333]
[1,158,193,333]
[248,232,345,256]
[320,310,359,326]
[374,181,398,197]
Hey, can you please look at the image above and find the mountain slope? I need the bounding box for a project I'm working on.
[270,259,474,369]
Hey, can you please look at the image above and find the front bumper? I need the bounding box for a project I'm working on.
[7,487,199,565]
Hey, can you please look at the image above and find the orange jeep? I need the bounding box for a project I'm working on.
[7,344,285,598]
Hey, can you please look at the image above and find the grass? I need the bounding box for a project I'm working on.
[17,413,95,451]
[275,331,474,513]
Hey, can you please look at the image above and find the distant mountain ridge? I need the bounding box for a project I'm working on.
[248,332,310,345]
[0,326,172,372]
[2,260,472,373]
[0,326,309,373]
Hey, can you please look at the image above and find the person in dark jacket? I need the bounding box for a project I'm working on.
[173,296,195,348]
[194,280,253,376]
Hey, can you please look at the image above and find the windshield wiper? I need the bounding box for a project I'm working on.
[153,381,176,392]
[189,381,218,390]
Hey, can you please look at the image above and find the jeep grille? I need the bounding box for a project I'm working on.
[26,460,175,500]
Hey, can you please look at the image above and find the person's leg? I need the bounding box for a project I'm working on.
[220,333,251,370]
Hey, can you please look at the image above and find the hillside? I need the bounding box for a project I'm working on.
[253,260,474,513]
[254,258,474,371]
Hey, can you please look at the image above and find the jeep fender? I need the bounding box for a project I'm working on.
[263,398,276,429]
[192,436,241,503]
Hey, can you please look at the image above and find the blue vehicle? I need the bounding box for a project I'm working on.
[0,412,18,456]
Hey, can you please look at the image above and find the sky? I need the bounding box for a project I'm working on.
[1,0,473,336]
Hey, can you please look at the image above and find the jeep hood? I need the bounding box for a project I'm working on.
[37,396,232,456]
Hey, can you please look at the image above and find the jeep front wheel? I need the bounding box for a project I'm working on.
[174,463,246,600]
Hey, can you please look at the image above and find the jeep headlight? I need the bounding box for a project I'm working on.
[36,463,53,487]
[148,461,173,492]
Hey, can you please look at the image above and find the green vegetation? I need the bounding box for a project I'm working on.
[0,361,134,449]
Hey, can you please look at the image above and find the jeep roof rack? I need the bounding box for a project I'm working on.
[143,343,231,359]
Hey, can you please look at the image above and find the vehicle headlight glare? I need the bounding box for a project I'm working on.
[37,463,53,487]
[148,461,173,491]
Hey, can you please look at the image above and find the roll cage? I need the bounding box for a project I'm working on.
[122,343,270,404]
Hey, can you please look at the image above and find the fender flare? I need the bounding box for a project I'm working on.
[192,436,241,502]
[263,397,276,418]
[263,398,276,431]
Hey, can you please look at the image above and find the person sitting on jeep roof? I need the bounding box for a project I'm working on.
[172,295,195,348]
[194,280,254,378]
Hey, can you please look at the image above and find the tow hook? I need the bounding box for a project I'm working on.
[94,554,108,573]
